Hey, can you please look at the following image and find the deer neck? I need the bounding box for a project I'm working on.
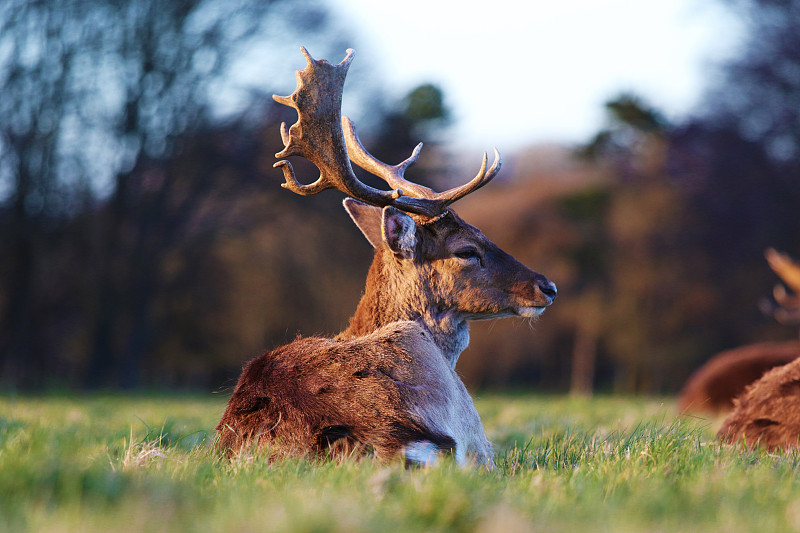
[338,249,469,368]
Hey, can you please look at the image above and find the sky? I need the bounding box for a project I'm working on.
[327,0,741,152]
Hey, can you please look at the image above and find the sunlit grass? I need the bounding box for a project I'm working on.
[2,392,800,532]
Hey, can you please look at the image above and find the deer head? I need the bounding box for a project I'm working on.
[273,48,556,366]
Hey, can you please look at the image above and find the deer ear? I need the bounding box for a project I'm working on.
[343,198,383,248]
[382,206,416,259]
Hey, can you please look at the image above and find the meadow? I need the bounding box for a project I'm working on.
[2,392,800,532]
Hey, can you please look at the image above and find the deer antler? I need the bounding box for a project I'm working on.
[273,47,501,218]
[763,248,800,325]
[766,248,800,295]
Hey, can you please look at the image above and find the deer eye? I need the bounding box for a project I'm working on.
[454,248,481,262]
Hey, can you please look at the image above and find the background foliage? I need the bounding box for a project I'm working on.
[0,0,798,392]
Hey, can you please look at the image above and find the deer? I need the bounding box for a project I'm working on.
[717,249,800,450]
[215,48,557,467]
[679,249,800,415]
[678,249,800,414]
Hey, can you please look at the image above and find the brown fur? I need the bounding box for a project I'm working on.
[717,357,800,450]
[216,321,491,462]
[339,208,555,367]
[678,342,800,414]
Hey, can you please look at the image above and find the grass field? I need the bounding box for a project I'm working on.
[2,392,800,532]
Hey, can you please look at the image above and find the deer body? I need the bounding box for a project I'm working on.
[216,48,556,465]
[678,341,799,414]
[217,321,493,464]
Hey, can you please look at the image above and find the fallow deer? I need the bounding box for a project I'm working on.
[678,249,800,414]
[717,249,800,450]
[216,48,557,466]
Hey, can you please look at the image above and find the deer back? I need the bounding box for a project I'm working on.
[678,341,800,414]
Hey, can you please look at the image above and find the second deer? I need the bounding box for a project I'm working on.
[678,249,800,414]
[216,48,557,466]
[717,249,800,450]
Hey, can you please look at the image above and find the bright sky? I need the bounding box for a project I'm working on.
[329,0,740,152]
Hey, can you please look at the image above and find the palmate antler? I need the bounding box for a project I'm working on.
[273,47,501,219]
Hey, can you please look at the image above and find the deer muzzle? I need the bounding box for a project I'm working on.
[510,277,557,317]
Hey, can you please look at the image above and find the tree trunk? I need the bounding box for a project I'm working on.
[570,290,601,397]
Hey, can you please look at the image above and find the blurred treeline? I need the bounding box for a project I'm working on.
[1,0,799,393]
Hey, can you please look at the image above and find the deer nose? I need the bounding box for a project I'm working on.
[538,280,557,301]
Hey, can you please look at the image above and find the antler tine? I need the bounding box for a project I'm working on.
[279,122,290,145]
[434,148,502,206]
[774,280,800,304]
[760,284,800,326]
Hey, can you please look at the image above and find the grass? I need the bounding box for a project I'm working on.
[2,392,800,532]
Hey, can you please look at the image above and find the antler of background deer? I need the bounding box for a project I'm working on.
[273,47,501,218]
[761,248,800,325]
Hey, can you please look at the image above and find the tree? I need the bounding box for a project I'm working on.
[672,0,800,352]
[359,83,451,189]
[0,1,460,390]
[704,0,800,168]
[0,0,336,388]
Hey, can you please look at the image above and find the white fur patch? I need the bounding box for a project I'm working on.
[516,306,545,318]
[404,441,439,466]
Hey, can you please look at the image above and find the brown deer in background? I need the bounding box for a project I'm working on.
[216,48,557,466]
[717,249,800,450]
[679,249,800,414]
